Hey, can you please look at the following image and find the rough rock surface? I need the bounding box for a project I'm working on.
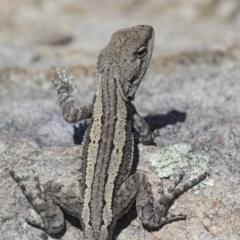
[1,1,240,239]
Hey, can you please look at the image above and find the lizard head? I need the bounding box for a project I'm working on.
[97,25,154,101]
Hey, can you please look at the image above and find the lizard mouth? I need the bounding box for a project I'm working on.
[130,74,138,84]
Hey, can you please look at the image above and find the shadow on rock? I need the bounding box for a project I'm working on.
[72,110,186,145]
[73,120,90,145]
[144,110,186,131]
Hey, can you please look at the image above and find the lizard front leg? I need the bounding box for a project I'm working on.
[52,66,93,123]
[9,169,83,235]
[131,104,153,145]
[113,171,207,229]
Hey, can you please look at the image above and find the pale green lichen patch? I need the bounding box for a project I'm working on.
[149,144,214,190]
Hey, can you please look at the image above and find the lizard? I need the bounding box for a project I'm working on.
[9,25,207,240]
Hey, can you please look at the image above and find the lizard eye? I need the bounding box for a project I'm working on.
[137,46,147,58]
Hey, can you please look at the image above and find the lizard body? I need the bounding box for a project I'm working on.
[10,25,207,240]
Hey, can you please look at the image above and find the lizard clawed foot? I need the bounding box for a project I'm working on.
[158,171,207,205]
[9,169,65,235]
[153,171,208,227]
[52,66,76,95]
[9,169,46,229]
[152,129,161,145]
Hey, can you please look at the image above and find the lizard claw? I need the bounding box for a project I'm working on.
[55,67,63,81]
[152,129,160,140]
[62,66,67,81]
[52,78,58,87]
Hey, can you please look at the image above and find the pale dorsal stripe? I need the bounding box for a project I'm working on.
[82,81,103,225]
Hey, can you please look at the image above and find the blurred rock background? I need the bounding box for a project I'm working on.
[0,1,240,239]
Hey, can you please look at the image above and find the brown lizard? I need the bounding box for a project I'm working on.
[9,25,207,240]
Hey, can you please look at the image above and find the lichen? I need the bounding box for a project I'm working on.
[149,144,214,191]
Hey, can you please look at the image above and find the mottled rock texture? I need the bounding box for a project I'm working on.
[1,1,240,239]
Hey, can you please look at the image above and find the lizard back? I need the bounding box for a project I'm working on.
[81,77,133,239]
